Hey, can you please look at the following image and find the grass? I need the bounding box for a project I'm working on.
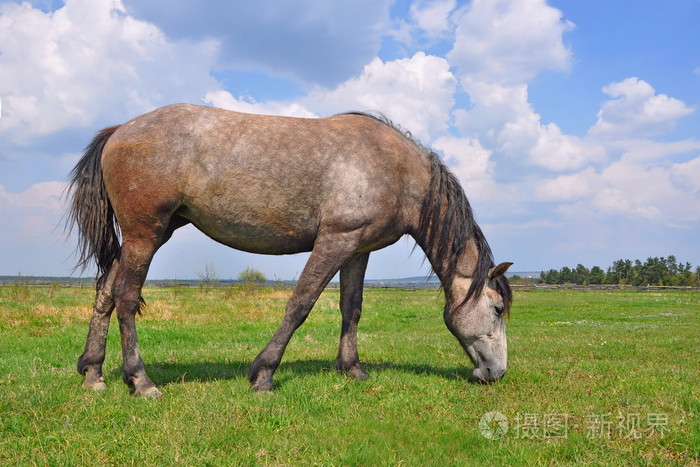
[0,285,698,465]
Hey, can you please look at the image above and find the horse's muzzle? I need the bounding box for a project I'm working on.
[472,365,506,383]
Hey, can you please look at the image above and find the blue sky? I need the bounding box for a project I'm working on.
[1,0,698,280]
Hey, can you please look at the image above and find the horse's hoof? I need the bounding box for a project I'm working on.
[335,360,369,380]
[82,379,108,391]
[347,366,369,380]
[251,381,273,393]
[135,386,163,399]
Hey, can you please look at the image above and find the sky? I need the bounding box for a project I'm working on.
[1,0,699,280]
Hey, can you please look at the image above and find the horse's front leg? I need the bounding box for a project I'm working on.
[248,235,359,391]
[77,260,118,391]
[335,253,370,380]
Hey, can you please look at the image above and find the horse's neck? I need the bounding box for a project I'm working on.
[415,233,479,288]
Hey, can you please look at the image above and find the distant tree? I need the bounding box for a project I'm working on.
[547,257,697,287]
[238,267,267,286]
[540,269,560,284]
[645,257,667,285]
[606,259,632,284]
[575,264,590,285]
[589,266,605,285]
[196,262,219,290]
[666,255,679,277]
[560,266,574,284]
[627,259,641,285]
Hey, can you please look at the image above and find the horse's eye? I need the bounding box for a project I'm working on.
[494,305,505,316]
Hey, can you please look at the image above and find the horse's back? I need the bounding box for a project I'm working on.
[101,104,429,253]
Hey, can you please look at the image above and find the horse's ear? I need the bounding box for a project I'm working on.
[489,262,513,280]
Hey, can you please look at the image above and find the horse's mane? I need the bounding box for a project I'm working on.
[340,111,511,312]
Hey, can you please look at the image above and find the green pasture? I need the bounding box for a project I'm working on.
[0,284,698,465]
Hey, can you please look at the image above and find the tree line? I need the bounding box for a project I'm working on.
[536,256,699,286]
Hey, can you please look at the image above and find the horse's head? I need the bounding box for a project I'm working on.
[444,262,512,383]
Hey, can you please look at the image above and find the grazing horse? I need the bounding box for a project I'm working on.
[67,104,512,397]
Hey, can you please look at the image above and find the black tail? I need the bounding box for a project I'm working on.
[66,125,121,277]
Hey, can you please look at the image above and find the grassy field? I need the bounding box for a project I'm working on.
[0,284,698,465]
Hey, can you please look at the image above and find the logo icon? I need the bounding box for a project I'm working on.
[479,411,509,440]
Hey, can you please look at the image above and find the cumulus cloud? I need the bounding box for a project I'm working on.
[303,52,456,141]
[527,123,606,172]
[432,136,524,211]
[448,0,574,84]
[536,169,596,202]
[442,1,696,213]
[618,139,700,163]
[454,81,530,135]
[204,52,456,143]
[443,1,602,173]
[589,78,694,139]
[0,181,65,240]
[537,147,700,226]
[531,78,700,225]
[409,0,457,42]
[0,181,64,213]
[435,136,492,179]
[670,156,700,196]
[0,0,219,143]
[454,80,604,171]
[591,160,697,224]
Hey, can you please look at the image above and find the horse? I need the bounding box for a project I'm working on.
[66,104,512,398]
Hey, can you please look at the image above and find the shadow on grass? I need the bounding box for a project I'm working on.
[126,359,472,390]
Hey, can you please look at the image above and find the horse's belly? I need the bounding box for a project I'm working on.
[206,228,316,255]
[182,208,318,255]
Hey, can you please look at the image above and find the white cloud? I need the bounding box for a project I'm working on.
[527,123,606,172]
[589,78,694,139]
[303,52,456,141]
[442,0,601,174]
[536,169,596,202]
[591,161,677,222]
[538,151,700,226]
[454,81,530,135]
[205,52,456,142]
[455,80,604,171]
[448,0,574,84]
[435,136,492,181]
[0,0,219,143]
[433,135,523,211]
[0,181,65,241]
[409,0,457,41]
[0,181,65,213]
[434,136,495,200]
[619,139,700,163]
[530,78,700,225]
[670,156,700,195]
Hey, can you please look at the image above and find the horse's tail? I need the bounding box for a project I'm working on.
[66,125,121,278]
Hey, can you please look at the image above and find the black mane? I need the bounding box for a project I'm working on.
[341,111,512,312]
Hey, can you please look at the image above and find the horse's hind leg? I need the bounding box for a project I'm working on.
[335,253,370,380]
[77,259,119,391]
[114,236,162,398]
